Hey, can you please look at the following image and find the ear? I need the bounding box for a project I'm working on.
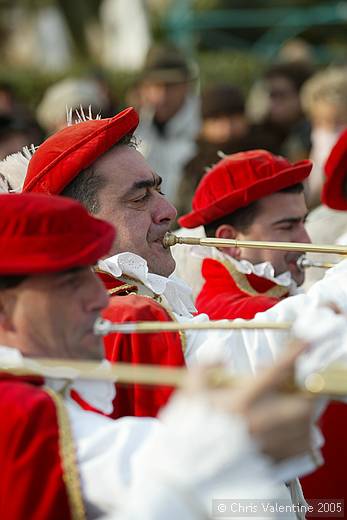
[215,224,242,259]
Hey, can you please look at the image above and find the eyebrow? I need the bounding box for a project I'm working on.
[272,212,309,226]
[122,174,162,199]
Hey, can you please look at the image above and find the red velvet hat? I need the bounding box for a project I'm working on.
[321,129,347,210]
[179,149,312,228]
[23,107,139,194]
[0,193,115,274]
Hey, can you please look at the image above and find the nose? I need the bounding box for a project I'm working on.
[295,223,311,244]
[152,192,177,225]
[85,271,109,313]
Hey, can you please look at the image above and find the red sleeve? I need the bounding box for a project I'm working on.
[0,379,79,520]
[197,288,279,320]
[102,294,186,418]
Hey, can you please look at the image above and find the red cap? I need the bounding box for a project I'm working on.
[0,193,115,274]
[23,107,139,194]
[322,129,347,210]
[179,149,312,228]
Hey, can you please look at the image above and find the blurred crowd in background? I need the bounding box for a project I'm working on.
[1,0,347,223]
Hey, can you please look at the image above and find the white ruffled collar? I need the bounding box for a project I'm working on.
[190,244,298,292]
[0,346,115,415]
[98,252,196,316]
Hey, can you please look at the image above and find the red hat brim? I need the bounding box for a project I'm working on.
[179,160,312,228]
[23,107,139,194]
[321,129,347,210]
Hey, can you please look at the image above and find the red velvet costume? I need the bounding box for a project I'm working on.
[196,257,289,319]
[98,271,186,419]
[0,373,85,520]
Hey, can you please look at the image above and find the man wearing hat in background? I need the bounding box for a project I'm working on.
[179,147,347,509]
[0,192,317,519]
[179,149,312,319]
[134,44,201,206]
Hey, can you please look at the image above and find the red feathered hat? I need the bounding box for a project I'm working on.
[23,107,139,194]
[179,149,312,228]
[321,129,347,210]
[0,193,115,274]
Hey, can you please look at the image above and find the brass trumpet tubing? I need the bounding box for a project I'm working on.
[0,360,188,386]
[94,318,292,335]
[304,367,347,396]
[2,358,347,396]
[164,233,347,256]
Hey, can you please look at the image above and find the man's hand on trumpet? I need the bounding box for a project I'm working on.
[182,342,314,464]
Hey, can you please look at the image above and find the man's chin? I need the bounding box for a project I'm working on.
[79,336,104,360]
[149,254,176,277]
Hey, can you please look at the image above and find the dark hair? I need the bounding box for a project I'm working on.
[201,84,245,119]
[0,275,28,290]
[61,133,137,214]
[265,62,313,92]
[204,182,304,237]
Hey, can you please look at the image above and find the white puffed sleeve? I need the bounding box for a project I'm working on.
[183,258,347,376]
[66,394,287,519]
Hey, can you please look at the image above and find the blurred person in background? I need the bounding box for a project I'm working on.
[135,45,201,206]
[89,68,121,118]
[175,83,248,219]
[0,82,18,115]
[0,81,44,156]
[247,62,313,162]
[0,114,43,161]
[175,83,283,220]
[36,76,111,134]
[304,127,347,291]
[301,66,347,209]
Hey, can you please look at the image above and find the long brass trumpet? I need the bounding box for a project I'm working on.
[94,318,291,336]
[164,232,347,256]
[296,256,339,270]
[2,357,347,396]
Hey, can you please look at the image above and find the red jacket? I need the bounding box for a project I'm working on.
[0,374,84,520]
[196,257,347,507]
[97,270,186,418]
[196,258,289,319]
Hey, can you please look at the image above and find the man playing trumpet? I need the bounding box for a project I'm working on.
[178,149,312,319]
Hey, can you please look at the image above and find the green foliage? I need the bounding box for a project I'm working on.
[198,50,266,92]
[0,47,269,111]
[0,65,138,109]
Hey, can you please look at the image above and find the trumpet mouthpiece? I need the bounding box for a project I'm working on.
[163,232,177,248]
